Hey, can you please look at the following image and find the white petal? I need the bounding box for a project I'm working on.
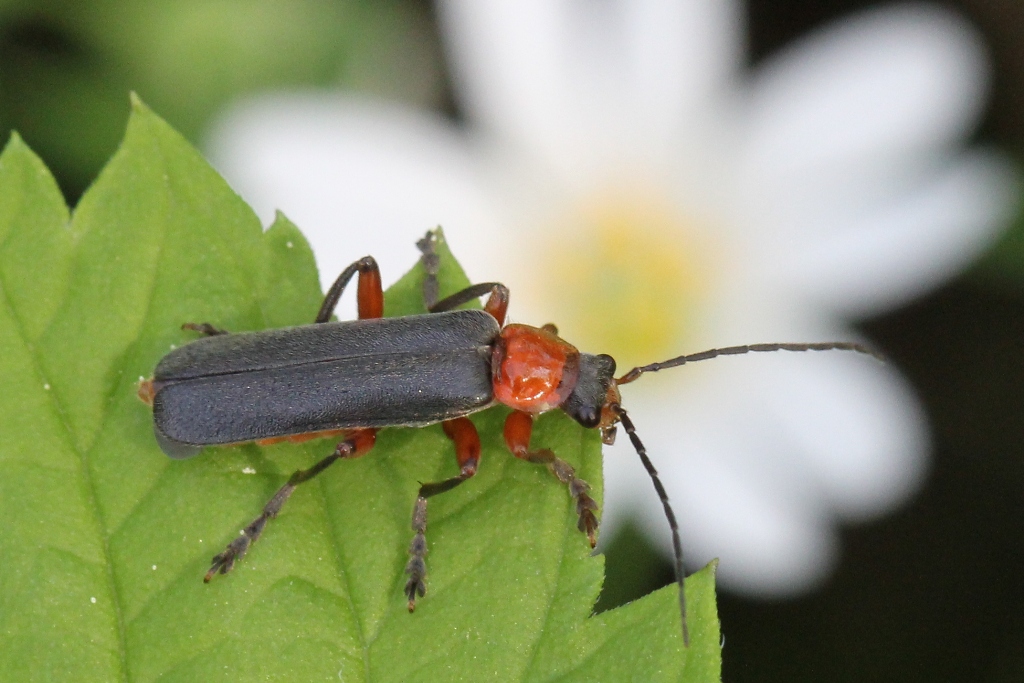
[601,317,926,594]
[204,93,502,302]
[673,430,840,595]
[752,345,929,518]
[626,0,744,115]
[741,3,988,199]
[602,384,839,595]
[765,149,1018,315]
[438,0,743,188]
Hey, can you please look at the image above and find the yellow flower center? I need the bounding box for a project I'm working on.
[530,193,716,371]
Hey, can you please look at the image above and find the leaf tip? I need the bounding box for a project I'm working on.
[0,130,58,188]
[0,130,29,162]
[5,129,24,148]
[129,91,146,112]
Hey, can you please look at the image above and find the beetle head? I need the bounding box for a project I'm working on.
[559,352,621,442]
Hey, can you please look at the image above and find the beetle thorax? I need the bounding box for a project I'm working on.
[491,324,580,413]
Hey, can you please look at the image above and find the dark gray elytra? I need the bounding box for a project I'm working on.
[151,309,500,457]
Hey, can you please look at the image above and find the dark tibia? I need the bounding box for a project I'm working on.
[315,256,382,323]
[404,417,480,610]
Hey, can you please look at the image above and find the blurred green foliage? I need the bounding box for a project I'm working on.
[971,162,1024,287]
[0,0,443,201]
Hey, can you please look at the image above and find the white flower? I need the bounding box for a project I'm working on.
[205,1,1017,595]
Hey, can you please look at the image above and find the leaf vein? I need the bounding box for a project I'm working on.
[0,273,131,681]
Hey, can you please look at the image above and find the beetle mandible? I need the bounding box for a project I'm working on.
[138,229,876,645]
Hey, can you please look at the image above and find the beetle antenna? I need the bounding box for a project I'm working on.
[612,404,689,647]
[617,341,880,385]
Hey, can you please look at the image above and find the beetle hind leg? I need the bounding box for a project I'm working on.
[404,417,480,611]
[404,474,471,610]
[204,429,377,582]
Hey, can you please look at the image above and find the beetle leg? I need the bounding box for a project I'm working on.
[315,256,382,323]
[404,417,480,611]
[426,283,510,324]
[416,230,442,310]
[416,230,510,324]
[482,286,510,326]
[181,322,228,336]
[204,429,377,582]
[504,410,598,547]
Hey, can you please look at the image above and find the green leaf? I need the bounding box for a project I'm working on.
[0,98,720,682]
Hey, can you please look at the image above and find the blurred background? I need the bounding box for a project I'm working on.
[2,1,1021,680]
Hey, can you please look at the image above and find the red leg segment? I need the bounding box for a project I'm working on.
[404,417,481,611]
[441,417,481,476]
[504,411,598,547]
[356,265,383,320]
[483,285,509,327]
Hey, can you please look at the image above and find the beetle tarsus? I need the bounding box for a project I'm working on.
[572,484,599,548]
[204,490,282,582]
[182,322,228,336]
[417,230,441,310]
[402,473,472,610]
[404,496,429,611]
[205,536,248,582]
[547,453,599,547]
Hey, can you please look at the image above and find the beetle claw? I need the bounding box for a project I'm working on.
[204,557,229,583]
[404,576,426,612]
[547,458,600,548]
[576,493,599,548]
[204,530,255,582]
[404,563,427,612]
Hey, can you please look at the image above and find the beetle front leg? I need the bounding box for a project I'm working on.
[504,411,599,547]
[404,417,480,611]
[205,429,377,581]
